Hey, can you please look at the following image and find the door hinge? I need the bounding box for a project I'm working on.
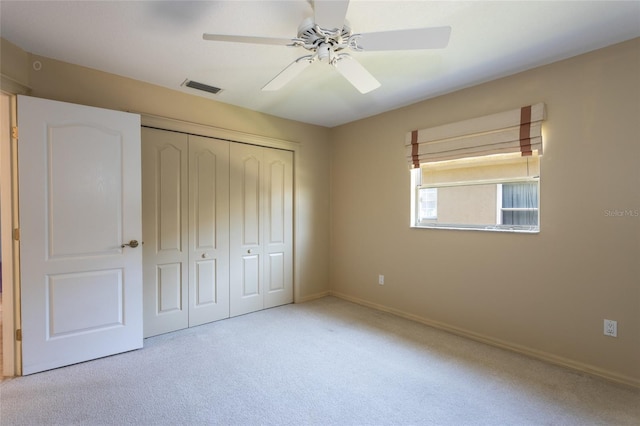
[16,329,22,341]
[13,228,20,241]
[11,126,18,140]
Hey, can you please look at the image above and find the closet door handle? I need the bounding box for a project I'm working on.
[247,249,252,254]
[121,240,140,248]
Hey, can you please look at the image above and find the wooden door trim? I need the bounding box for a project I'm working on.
[1,92,20,376]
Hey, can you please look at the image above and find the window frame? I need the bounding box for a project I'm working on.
[496,182,540,228]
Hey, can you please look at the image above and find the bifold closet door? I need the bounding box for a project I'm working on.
[229,144,293,317]
[142,128,189,337]
[143,128,291,334]
[142,130,230,337]
[188,135,230,326]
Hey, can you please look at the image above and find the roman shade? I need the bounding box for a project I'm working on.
[406,103,546,168]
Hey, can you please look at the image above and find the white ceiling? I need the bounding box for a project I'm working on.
[1,1,639,128]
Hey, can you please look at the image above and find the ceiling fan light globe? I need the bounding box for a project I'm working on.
[317,44,332,62]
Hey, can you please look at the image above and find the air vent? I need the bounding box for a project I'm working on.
[182,79,222,95]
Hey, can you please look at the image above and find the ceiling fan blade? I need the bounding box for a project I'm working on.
[356,26,452,51]
[313,0,350,31]
[203,33,293,46]
[333,55,380,94]
[262,56,314,91]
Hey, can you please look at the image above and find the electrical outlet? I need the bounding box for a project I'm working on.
[604,319,617,337]
[378,275,384,285]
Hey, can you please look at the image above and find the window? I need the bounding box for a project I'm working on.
[498,182,539,227]
[407,104,545,233]
[418,188,438,221]
[411,153,540,232]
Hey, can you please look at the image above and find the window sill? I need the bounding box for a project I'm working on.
[411,224,539,234]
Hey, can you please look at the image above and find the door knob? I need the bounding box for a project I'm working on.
[247,249,252,254]
[121,240,140,248]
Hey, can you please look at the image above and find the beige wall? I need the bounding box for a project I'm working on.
[330,38,640,385]
[0,38,332,302]
[0,39,30,88]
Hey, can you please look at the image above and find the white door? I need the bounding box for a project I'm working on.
[263,148,293,309]
[141,128,189,337]
[188,135,229,326]
[18,95,142,375]
[230,144,264,317]
[230,144,293,317]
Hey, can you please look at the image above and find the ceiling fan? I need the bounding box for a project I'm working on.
[203,0,451,94]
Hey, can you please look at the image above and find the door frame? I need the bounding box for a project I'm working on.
[1,87,27,377]
[141,114,301,304]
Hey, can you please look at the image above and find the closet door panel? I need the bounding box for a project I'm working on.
[242,255,260,296]
[142,128,189,337]
[264,149,293,309]
[194,259,216,304]
[230,144,264,317]
[157,263,183,312]
[240,156,261,246]
[193,150,217,249]
[267,253,285,292]
[188,135,230,326]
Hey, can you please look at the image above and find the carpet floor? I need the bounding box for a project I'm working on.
[0,296,638,425]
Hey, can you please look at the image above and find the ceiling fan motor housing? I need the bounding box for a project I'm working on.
[297,16,352,54]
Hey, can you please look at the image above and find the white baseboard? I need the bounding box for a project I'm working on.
[329,291,639,389]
